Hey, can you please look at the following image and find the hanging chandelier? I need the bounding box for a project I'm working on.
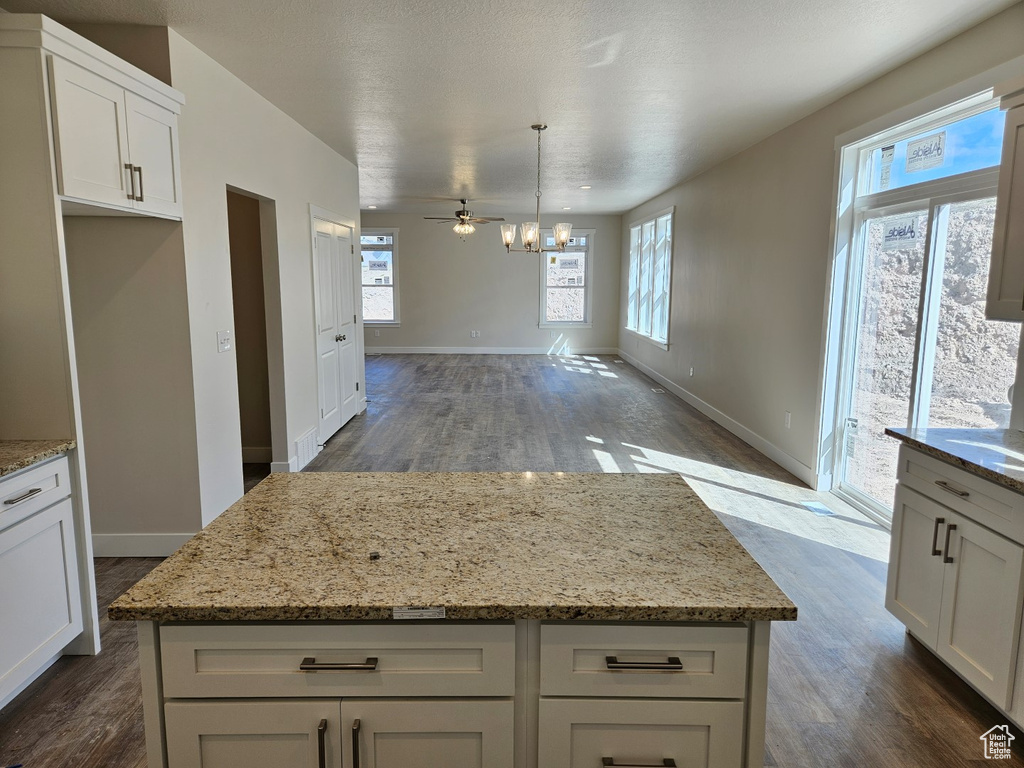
[500,124,572,253]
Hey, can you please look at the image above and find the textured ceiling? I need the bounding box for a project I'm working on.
[5,0,1018,216]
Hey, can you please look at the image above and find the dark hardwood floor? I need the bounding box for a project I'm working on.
[1,353,1020,766]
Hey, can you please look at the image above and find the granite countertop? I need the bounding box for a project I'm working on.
[110,472,797,623]
[0,438,75,478]
[886,427,1024,494]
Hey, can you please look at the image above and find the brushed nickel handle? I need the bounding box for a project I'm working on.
[134,165,144,202]
[931,517,945,556]
[943,523,957,564]
[605,656,683,671]
[602,759,676,767]
[300,656,378,671]
[352,718,361,768]
[4,487,42,505]
[935,480,969,498]
[125,163,136,200]
[317,719,327,768]
[335,334,346,342]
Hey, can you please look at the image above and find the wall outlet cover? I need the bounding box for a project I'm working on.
[216,330,232,353]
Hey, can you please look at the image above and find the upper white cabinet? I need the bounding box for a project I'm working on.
[50,56,182,217]
[986,79,1024,320]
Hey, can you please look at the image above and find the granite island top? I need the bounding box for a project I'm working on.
[0,438,75,478]
[885,428,1024,495]
[109,472,797,624]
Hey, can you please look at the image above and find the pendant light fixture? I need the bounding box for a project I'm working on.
[500,124,573,253]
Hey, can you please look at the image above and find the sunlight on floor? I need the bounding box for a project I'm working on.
[560,356,618,378]
[590,438,890,562]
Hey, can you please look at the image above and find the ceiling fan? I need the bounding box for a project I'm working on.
[424,199,504,237]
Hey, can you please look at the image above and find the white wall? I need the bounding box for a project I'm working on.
[167,31,360,526]
[361,213,620,353]
[619,3,1024,487]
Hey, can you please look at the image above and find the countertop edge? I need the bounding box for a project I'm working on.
[885,428,1024,495]
[0,439,76,478]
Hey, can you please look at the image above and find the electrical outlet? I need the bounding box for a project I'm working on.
[785,411,792,429]
[216,330,232,353]
[550,331,557,339]
[374,329,380,337]
[689,367,694,377]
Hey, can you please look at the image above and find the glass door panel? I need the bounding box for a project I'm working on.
[927,198,1019,428]
[842,211,928,512]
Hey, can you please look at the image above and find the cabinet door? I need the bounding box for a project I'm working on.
[936,512,1024,708]
[165,700,342,768]
[885,485,947,647]
[538,698,743,768]
[48,56,131,207]
[125,91,182,216]
[344,699,513,768]
[987,103,1024,320]
[0,498,82,704]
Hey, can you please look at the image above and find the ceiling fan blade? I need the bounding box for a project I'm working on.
[423,217,458,222]
[467,218,495,224]
[476,217,505,222]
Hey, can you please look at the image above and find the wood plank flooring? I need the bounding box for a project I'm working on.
[1,353,1020,766]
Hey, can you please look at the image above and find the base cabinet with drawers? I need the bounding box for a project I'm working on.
[886,444,1024,720]
[0,455,82,707]
[140,619,771,768]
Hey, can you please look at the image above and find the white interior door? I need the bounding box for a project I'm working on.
[313,218,358,443]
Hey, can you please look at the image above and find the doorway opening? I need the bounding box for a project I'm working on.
[227,188,281,491]
[823,95,1017,523]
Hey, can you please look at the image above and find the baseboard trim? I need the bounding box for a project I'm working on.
[364,346,619,355]
[617,349,818,488]
[241,446,272,463]
[0,651,61,711]
[91,532,195,557]
[271,458,297,473]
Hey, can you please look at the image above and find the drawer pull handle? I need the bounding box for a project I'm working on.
[943,523,957,564]
[352,718,361,768]
[134,165,144,203]
[602,759,676,767]
[125,162,136,200]
[299,656,378,672]
[605,656,683,671]
[4,487,42,505]
[934,480,969,498]
[931,517,945,556]
[317,718,327,768]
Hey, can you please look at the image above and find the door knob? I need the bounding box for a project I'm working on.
[335,334,346,342]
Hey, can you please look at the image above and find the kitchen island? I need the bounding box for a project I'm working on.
[112,472,796,768]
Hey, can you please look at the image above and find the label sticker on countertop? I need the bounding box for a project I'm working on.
[393,606,446,620]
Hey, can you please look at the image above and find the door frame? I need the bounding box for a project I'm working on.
[309,204,365,445]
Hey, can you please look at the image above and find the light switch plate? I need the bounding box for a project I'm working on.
[217,330,233,353]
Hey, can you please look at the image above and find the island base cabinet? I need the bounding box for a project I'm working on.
[537,699,744,768]
[164,700,343,768]
[343,699,514,768]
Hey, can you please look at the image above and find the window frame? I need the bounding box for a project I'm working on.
[625,206,674,350]
[538,228,595,329]
[360,228,400,326]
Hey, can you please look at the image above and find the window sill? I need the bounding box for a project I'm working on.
[364,321,400,327]
[539,322,593,329]
[623,327,669,351]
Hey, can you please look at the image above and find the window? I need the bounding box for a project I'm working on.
[826,97,1011,522]
[539,229,594,326]
[360,230,398,323]
[626,208,673,346]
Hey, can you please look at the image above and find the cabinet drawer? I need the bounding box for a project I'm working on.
[540,623,748,699]
[0,455,71,531]
[160,622,515,698]
[897,446,1024,543]
[538,698,743,768]
[0,498,82,704]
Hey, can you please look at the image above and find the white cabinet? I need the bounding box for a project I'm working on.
[0,456,82,707]
[887,446,1024,713]
[165,700,342,768]
[344,700,514,768]
[50,56,182,217]
[986,81,1024,320]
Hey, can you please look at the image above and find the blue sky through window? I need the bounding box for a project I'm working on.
[867,108,1004,193]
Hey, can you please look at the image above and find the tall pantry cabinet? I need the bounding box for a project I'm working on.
[0,14,186,706]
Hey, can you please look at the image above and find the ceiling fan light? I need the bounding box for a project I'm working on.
[453,222,476,236]
[520,221,539,250]
[553,222,573,249]
[500,224,517,248]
